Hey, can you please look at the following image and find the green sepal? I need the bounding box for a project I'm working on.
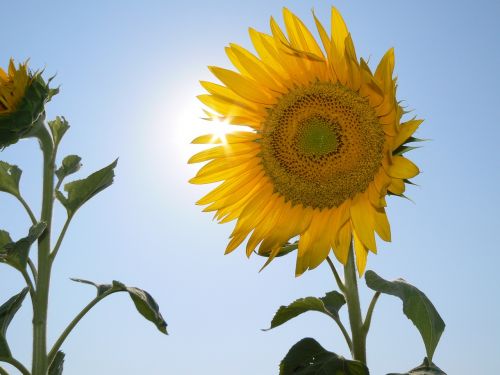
[0,72,58,148]
[55,155,82,181]
[280,338,369,375]
[393,145,420,156]
[71,278,168,335]
[56,159,117,216]
[48,116,70,148]
[365,271,445,361]
[257,240,298,258]
[0,288,29,357]
[265,291,345,330]
[387,357,446,375]
[48,351,65,375]
[0,161,22,197]
[0,222,46,272]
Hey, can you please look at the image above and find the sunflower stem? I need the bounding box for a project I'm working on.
[343,242,367,364]
[32,121,55,375]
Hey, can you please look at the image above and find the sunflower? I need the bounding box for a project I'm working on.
[190,7,422,276]
[0,59,57,148]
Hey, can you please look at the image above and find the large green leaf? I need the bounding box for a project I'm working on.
[48,116,70,148]
[0,288,29,357]
[0,222,46,271]
[48,351,65,375]
[71,278,167,334]
[0,161,22,197]
[280,338,369,375]
[387,357,446,375]
[56,159,117,216]
[55,155,82,181]
[265,291,345,330]
[365,271,445,361]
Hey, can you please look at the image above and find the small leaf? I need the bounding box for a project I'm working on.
[56,159,118,216]
[265,291,345,330]
[0,161,22,197]
[48,116,70,148]
[280,338,369,375]
[0,288,29,357]
[365,271,445,361]
[72,278,167,334]
[55,155,82,181]
[70,278,114,296]
[48,351,65,375]
[0,222,47,271]
[387,357,447,375]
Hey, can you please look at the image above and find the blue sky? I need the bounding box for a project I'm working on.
[1,0,499,374]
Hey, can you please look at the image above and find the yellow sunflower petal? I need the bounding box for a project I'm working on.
[389,155,420,179]
[353,230,369,276]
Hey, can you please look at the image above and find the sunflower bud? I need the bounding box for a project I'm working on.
[0,59,59,148]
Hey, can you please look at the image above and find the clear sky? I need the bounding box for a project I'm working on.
[1,0,499,374]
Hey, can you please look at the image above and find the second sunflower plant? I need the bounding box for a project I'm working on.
[191,7,446,375]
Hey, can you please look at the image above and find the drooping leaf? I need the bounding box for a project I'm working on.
[0,161,22,197]
[48,116,70,148]
[365,271,445,361]
[387,357,446,375]
[0,288,29,357]
[48,351,65,375]
[71,278,167,334]
[56,159,118,216]
[55,155,82,181]
[0,222,46,271]
[265,291,345,330]
[280,338,369,375]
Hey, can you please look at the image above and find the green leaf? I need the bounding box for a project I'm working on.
[48,351,65,375]
[387,357,446,375]
[280,338,369,375]
[55,155,82,181]
[265,291,345,330]
[56,159,118,216]
[0,222,47,271]
[48,116,70,148]
[0,161,22,197]
[71,278,168,335]
[365,271,445,361]
[0,288,29,357]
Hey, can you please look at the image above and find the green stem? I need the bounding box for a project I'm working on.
[32,123,55,375]
[326,256,345,293]
[49,216,72,263]
[0,357,31,375]
[27,258,38,281]
[48,289,116,366]
[15,194,37,225]
[21,268,37,308]
[363,292,380,335]
[0,366,7,375]
[343,242,366,364]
